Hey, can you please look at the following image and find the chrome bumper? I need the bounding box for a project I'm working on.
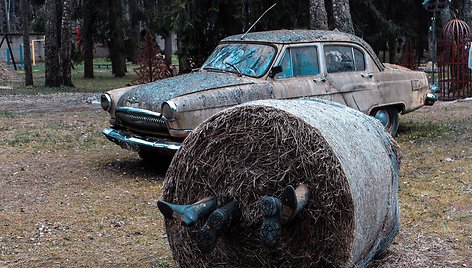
[424,93,438,106]
[102,128,181,152]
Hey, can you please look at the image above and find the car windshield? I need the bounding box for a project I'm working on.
[202,43,276,77]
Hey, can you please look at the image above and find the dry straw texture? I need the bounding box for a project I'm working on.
[163,99,401,268]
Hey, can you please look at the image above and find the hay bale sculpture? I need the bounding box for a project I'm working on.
[158,99,401,267]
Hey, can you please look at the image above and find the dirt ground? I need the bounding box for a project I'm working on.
[0,64,20,82]
[0,93,471,267]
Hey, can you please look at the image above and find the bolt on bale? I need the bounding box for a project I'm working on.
[162,98,401,268]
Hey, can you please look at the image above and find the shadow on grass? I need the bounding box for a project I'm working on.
[101,156,171,180]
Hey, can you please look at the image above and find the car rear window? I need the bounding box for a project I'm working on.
[324,45,366,73]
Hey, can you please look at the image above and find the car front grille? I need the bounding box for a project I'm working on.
[115,109,169,134]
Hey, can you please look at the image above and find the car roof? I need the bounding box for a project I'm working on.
[223,29,384,70]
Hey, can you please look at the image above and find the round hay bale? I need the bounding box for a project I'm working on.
[163,98,401,268]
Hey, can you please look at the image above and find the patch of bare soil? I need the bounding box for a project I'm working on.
[0,93,173,267]
[0,63,20,82]
[0,94,470,267]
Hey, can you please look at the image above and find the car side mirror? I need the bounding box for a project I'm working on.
[269,65,283,78]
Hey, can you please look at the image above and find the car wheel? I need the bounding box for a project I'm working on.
[374,108,399,136]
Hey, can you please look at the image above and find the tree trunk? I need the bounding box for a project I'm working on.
[309,0,329,30]
[82,0,94,78]
[108,0,126,77]
[21,0,33,86]
[177,36,190,74]
[464,0,472,30]
[4,0,11,32]
[44,0,62,87]
[127,0,140,63]
[332,0,354,34]
[0,0,5,33]
[60,0,73,87]
[164,30,173,63]
[388,38,396,63]
[440,7,452,27]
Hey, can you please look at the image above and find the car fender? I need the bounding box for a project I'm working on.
[165,83,273,131]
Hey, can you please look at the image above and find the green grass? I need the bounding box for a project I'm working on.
[1,59,139,94]
[0,110,109,149]
[0,111,16,118]
[398,118,450,141]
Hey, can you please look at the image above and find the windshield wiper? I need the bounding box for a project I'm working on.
[224,62,243,77]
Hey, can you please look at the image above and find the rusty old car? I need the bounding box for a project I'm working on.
[100,29,436,161]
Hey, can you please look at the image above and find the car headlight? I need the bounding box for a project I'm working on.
[100,93,112,112]
[162,101,177,121]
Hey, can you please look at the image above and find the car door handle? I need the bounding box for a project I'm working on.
[361,72,374,79]
[314,77,327,83]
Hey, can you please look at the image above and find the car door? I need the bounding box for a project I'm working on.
[323,44,382,114]
[270,45,331,99]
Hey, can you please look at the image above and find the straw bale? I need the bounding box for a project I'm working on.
[163,98,401,268]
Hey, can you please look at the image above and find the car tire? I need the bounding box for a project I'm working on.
[373,108,399,137]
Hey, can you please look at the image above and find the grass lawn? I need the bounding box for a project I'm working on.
[1,59,139,94]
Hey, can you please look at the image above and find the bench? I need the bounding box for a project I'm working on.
[94,63,112,69]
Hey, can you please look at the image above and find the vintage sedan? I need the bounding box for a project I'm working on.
[100,30,436,161]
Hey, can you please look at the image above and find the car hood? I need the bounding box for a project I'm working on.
[117,71,256,112]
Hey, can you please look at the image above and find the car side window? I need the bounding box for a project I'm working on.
[324,45,366,73]
[276,46,319,79]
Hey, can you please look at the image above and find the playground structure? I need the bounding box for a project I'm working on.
[0,33,45,67]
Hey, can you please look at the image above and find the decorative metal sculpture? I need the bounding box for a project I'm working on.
[133,32,175,85]
[422,0,449,12]
[438,19,472,100]
[423,0,450,94]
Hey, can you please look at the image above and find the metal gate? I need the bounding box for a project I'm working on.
[438,19,472,100]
